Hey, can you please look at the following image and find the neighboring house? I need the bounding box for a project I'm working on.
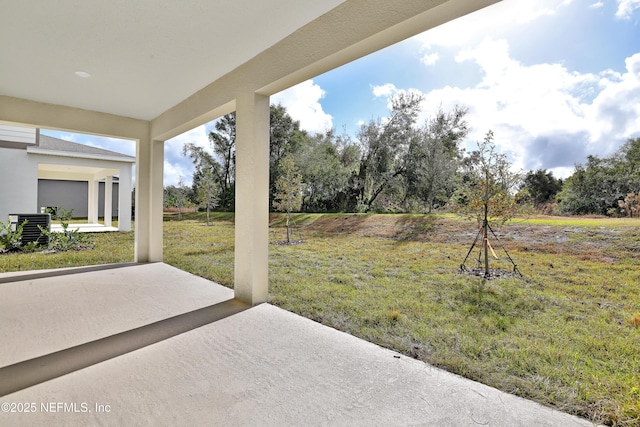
[0,124,134,231]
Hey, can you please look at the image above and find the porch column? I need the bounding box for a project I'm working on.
[118,166,133,232]
[135,137,164,262]
[104,175,113,228]
[234,91,270,305]
[88,179,99,224]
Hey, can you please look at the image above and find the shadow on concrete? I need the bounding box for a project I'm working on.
[0,263,140,285]
[0,298,249,397]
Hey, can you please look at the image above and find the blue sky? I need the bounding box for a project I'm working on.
[42,0,640,186]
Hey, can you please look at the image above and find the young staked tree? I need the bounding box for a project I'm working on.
[454,131,524,276]
[269,104,307,206]
[197,168,221,226]
[175,177,190,221]
[272,153,304,243]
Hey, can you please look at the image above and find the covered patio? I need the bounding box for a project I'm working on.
[0,263,593,426]
[0,0,595,425]
[1,0,508,305]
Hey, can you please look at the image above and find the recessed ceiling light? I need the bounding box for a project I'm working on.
[75,71,91,78]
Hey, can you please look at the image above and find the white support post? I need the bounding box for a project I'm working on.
[135,137,164,262]
[117,166,133,232]
[234,91,270,305]
[88,179,99,224]
[104,176,113,228]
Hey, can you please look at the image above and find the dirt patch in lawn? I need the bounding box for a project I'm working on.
[304,214,637,262]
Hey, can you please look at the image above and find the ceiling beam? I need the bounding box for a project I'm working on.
[0,95,149,142]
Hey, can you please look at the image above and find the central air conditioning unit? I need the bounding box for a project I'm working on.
[9,213,51,246]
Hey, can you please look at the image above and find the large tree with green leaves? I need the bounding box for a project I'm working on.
[558,138,640,216]
[404,106,469,212]
[270,104,307,204]
[183,112,236,210]
[618,137,640,173]
[183,105,308,210]
[352,91,423,212]
[520,169,563,206]
[208,112,236,201]
[296,130,360,212]
[557,156,608,215]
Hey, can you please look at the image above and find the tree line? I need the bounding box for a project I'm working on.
[164,93,640,218]
[556,138,640,216]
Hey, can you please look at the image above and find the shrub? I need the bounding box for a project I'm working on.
[618,192,640,218]
[0,217,27,252]
[38,220,93,252]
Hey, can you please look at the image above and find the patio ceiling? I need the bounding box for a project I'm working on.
[1,0,345,122]
[1,0,499,140]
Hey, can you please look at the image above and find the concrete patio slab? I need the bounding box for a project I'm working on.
[0,264,596,426]
[0,263,234,367]
[50,223,119,233]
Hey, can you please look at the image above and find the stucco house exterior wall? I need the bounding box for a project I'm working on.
[0,146,39,219]
[0,125,134,231]
[37,179,121,218]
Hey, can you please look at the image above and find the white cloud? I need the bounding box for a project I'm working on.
[162,162,189,189]
[402,0,640,176]
[56,132,78,142]
[421,52,440,66]
[164,125,210,186]
[413,0,571,51]
[271,79,333,134]
[616,0,640,18]
[84,136,135,157]
[376,38,640,177]
[371,83,398,98]
[521,7,556,23]
[585,53,640,149]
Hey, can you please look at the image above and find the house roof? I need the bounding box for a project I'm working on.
[28,134,135,163]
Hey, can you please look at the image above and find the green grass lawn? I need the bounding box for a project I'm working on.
[2,212,639,425]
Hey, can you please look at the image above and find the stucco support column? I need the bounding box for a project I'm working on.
[104,176,113,228]
[88,179,99,224]
[118,166,132,232]
[135,138,164,262]
[234,91,270,305]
